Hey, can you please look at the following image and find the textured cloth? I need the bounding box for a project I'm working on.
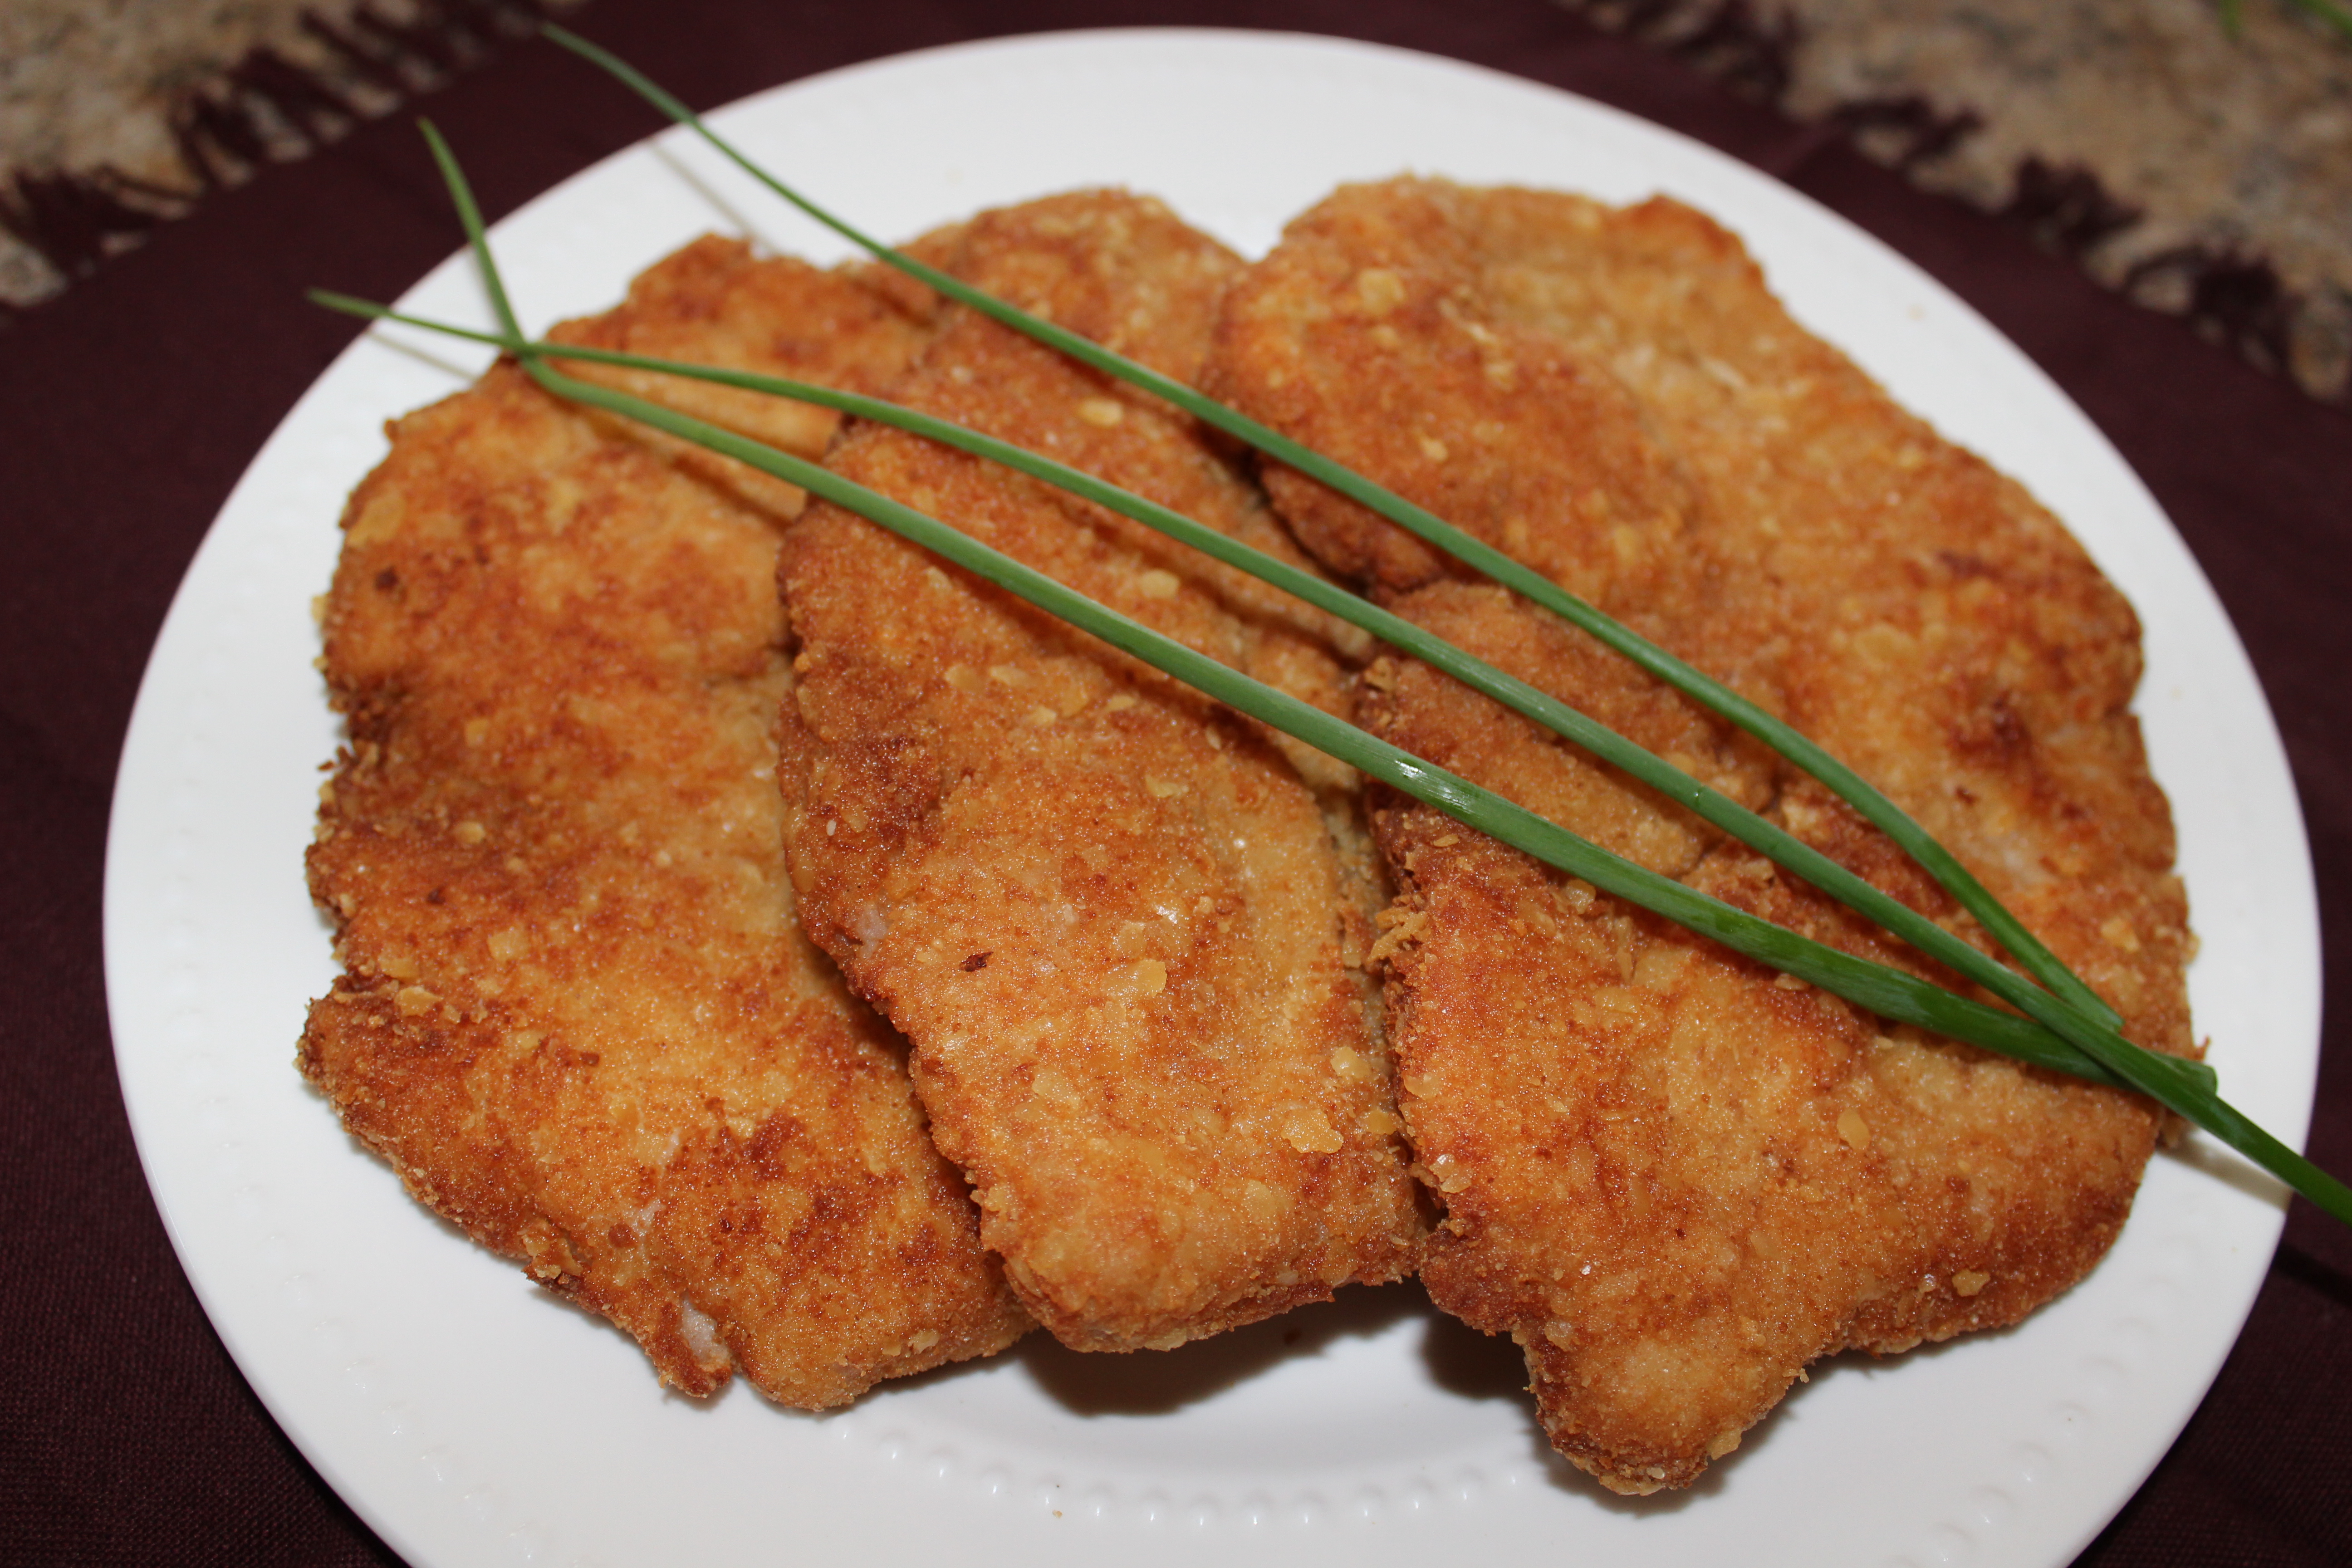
[1553,0,2352,407]
[1,1,2344,1563]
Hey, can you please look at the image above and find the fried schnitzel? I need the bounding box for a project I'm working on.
[1209,178,2191,1490]
[778,191,1423,1352]
[302,236,1029,1406]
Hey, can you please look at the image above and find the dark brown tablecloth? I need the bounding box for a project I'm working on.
[4,2,2344,1562]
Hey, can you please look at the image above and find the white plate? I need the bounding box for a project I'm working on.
[104,28,2318,1568]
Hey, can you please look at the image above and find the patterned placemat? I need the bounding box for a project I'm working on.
[0,0,578,308]
[1557,0,2352,404]
[8,0,2351,404]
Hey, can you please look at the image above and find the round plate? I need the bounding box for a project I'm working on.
[103,29,2318,1568]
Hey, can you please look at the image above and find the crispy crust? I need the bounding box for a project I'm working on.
[778,192,1423,1352]
[1360,595,2158,1491]
[1201,179,1706,647]
[1211,179,2191,1491]
[302,238,1028,1408]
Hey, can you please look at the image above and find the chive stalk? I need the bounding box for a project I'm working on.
[315,288,2230,1112]
[392,115,2350,1225]
[541,25,2132,1050]
[396,123,2139,1085]
[554,31,2352,1198]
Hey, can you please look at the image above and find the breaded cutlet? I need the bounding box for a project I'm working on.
[303,236,1029,1407]
[1209,178,2190,1490]
[778,191,1424,1353]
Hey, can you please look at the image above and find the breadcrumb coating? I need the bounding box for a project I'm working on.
[1210,178,2191,1490]
[779,192,1422,1353]
[303,237,1028,1407]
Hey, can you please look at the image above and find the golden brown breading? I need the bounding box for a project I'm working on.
[1357,591,2165,1493]
[302,239,1028,1408]
[778,191,1422,1353]
[1201,181,1709,655]
[1210,178,2191,1491]
[544,234,944,515]
[1455,190,2190,1032]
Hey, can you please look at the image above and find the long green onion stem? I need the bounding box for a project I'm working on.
[549,31,2352,1220]
[315,289,2230,1117]
[400,111,2351,1225]
[542,24,2129,1050]
[397,122,2136,1085]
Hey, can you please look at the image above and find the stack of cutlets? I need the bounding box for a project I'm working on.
[307,177,2192,1490]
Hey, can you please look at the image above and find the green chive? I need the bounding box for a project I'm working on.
[541,24,2131,1047]
[550,32,2352,1211]
[313,287,2230,1115]
[394,113,2352,1227]
[393,126,2139,1082]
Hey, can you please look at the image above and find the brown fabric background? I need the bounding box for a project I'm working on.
[3,2,2344,1562]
